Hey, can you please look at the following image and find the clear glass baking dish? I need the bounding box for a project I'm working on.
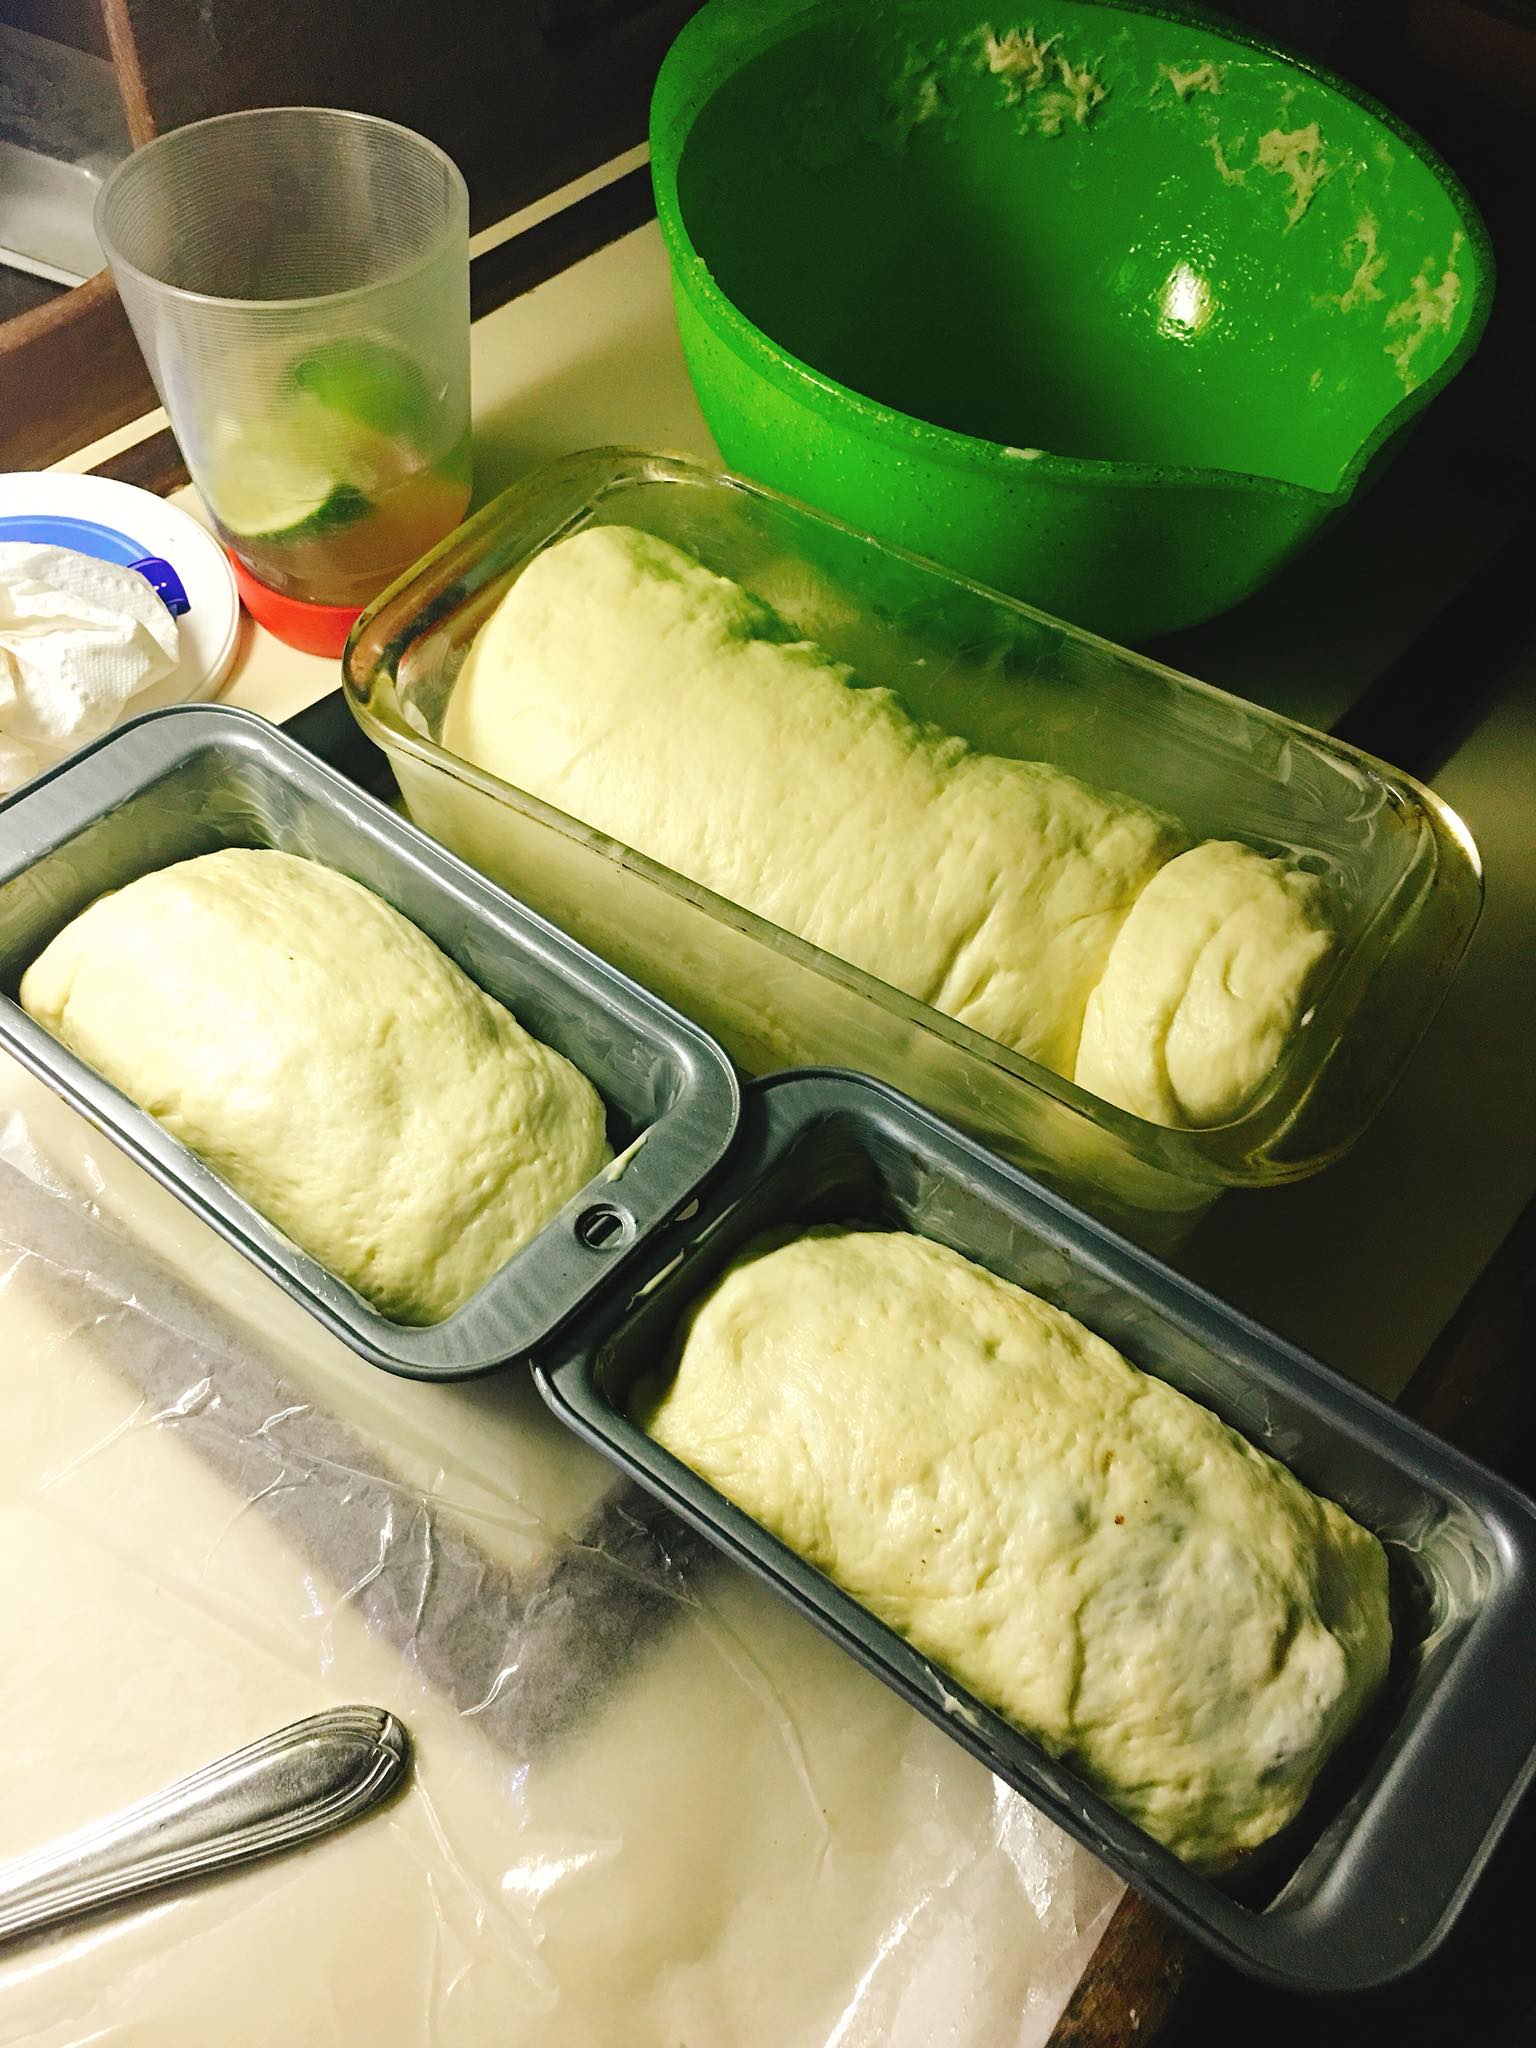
[342,448,1482,1246]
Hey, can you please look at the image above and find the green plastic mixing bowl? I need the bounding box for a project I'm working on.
[651,0,1492,640]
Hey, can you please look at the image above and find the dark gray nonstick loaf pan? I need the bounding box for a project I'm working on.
[0,705,740,1375]
[532,1069,1536,1994]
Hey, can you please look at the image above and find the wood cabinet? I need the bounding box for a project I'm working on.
[0,0,702,464]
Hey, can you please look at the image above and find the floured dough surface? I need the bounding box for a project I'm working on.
[444,524,1185,1078]
[639,1228,1391,1868]
[20,848,609,1322]
[1074,840,1334,1127]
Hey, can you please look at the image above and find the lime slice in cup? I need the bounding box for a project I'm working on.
[200,337,455,561]
[213,475,372,547]
[201,414,374,547]
[283,337,438,449]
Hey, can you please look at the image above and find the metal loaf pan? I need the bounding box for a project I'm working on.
[0,705,740,1376]
[533,1069,1536,1992]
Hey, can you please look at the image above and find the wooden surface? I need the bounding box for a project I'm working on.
[0,268,159,468]
[96,0,703,228]
[470,161,656,321]
[1050,1893,1189,2045]
[2,0,696,468]
[1400,1201,1536,1463]
[1054,1190,1536,2046]
[1155,1194,1536,2047]
[0,266,64,322]
[0,0,108,56]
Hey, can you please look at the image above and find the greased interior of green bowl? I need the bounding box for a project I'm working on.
[671,1,1484,494]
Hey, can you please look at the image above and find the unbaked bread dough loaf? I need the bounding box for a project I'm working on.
[639,1228,1391,1868]
[20,848,610,1323]
[444,527,1336,1127]
[1074,840,1334,1127]
[443,525,1186,1079]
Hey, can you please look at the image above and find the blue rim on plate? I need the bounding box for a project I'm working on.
[0,513,191,616]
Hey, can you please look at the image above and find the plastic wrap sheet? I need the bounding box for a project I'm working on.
[0,1064,1122,2048]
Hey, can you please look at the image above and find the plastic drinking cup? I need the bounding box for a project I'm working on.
[96,107,471,653]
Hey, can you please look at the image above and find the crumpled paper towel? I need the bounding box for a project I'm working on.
[0,541,180,795]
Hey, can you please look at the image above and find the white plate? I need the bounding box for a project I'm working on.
[0,470,242,710]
